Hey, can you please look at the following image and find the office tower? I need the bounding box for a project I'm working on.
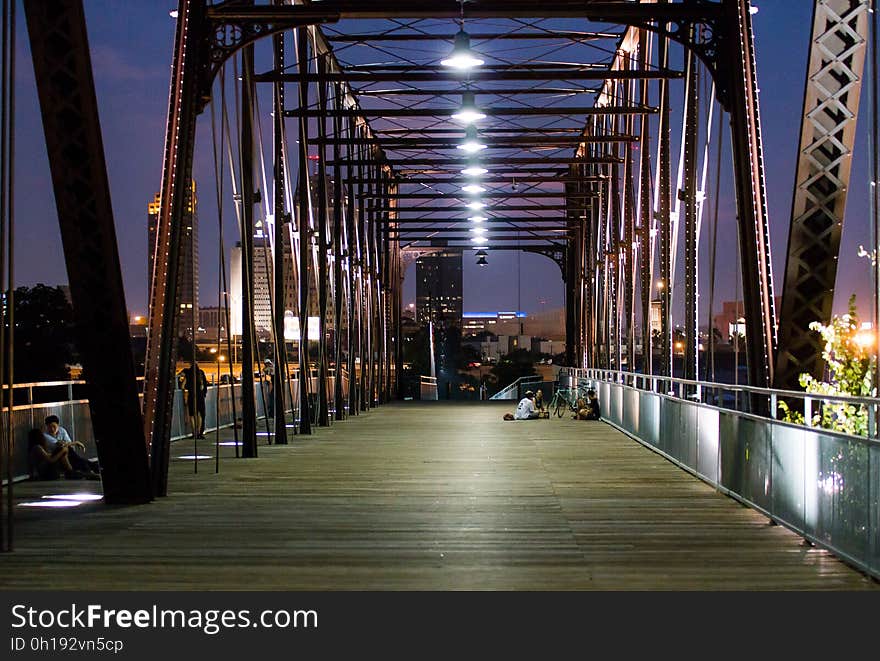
[147,180,199,332]
[415,250,463,328]
[229,219,298,337]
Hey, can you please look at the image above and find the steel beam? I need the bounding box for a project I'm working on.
[776,0,870,390]
[326,30,623,42]
[310,136,637,147]
[683,36,700,383]
[723,0,777,391]
[286,106,655,118]
[240,42,259,458]
[24,0,152,503]
[329,158,619,167]
[259,70,682,83]
[272,11,288,445]
[354,87,601,97]
[297,28,312,435]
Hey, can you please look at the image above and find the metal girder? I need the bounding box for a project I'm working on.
[776,0,870,390]
[258,69,682,83]
[362,193,593,200]
[286,106,655,118]
[376,128,622,136]
[345,63,608,72]
[214,1,721,21]
[723,0,778,392]
[376,205,571,213]
[310,136,637,147]
[354,87,601,97]
[329,157,620,166]
[23,0,152,504]
[347,177,605,185]
[326,30,623,42]
[683,34,700,383]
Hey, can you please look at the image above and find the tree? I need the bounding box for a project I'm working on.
[11,284,79,381]
[489,348,536,393]
[778,295,875,436]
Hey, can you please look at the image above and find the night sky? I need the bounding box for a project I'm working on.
[8,1,876,321]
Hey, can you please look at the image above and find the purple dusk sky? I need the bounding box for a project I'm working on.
[7,1,876,321]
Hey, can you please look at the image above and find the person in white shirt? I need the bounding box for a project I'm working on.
[44,415,100,475]
[514,391,540,420]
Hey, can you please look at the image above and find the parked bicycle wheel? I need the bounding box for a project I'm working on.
[554,396,565,418]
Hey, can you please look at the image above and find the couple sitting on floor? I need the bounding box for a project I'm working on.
[28,415,101,481]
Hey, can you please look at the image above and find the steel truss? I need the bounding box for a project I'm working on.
[26,0,784,496]
[776,0,870,390]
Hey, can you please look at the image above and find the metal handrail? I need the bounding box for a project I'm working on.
[490,374,543,400]
[561,367,880,439]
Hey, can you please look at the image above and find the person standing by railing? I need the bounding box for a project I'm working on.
[182,364,208,439]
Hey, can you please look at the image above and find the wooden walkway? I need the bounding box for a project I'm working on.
[1,402,876,590]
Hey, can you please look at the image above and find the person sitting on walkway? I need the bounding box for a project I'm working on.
[28,429,97,480]
[44,415,100,475]
[573,396,589,420]
[534,388,546,412]
[513,390,541,420]
[573,391,602,421]
[585,389,601,420]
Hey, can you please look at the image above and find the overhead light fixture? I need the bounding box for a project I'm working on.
[457,126,487,154]
[461,165,488,177]
[452,91,486,124]
[472,244,489,250]
[471,236,488,243]
[462,183,486,194]
[470,227,487,234]
[466,201,486,210]
[441,29,485,70]
[468,215,488,222]
[476,255,489,267]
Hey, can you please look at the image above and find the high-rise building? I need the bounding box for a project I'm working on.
[229,219,297,337]
[415,250,463,328]
[148,180,199,332]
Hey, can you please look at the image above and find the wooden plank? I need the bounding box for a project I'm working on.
[0,402,876,589]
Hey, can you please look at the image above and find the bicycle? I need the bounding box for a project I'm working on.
[548,387,585,418]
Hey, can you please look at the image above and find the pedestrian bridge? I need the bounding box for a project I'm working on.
[2,402,874,590]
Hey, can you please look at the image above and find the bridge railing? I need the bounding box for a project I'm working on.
[559,367,880,580]
[490,375,546,400]
[1,374,335,483]
[420,375,438,401]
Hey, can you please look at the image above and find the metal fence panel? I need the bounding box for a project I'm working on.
[696,406,720,483]
[679,401,698,467]
[623,387,639,437]
[639,391,660,447]
[659,397,680,458]
[609,384,623,427]
[770,424,806,532]
[739,416,773,513]
[811,432,870,563]
[870,444,880,575]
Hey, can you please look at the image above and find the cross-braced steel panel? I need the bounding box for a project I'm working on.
[776,0,870,390]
